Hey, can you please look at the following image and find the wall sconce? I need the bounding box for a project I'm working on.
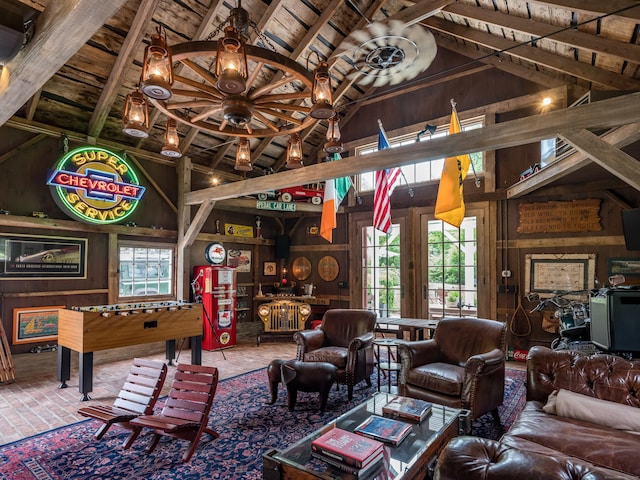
[122,88,149,138]
[323,114,343,153]
[216,26,248,95]
[285,133,303,169]
[161,118,182,157]
[141,26,173,100]
[235,138,252,171]
[310,60,334,119]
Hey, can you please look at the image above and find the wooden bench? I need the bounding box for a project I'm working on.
[78,358,167,447]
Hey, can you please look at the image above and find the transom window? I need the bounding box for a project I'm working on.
[356,117,484,191]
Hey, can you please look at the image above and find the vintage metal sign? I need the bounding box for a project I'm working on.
[256,200,296,212]
[47,146,146,224]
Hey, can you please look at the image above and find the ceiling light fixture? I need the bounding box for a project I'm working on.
[125,0,337,167]
[122,88,150,138]
[235,138,252,171]
[161,118,182,157]
[323,113,343,153]
[285,133,303,169]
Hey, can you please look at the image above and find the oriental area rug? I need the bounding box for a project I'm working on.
[0,367,526,479]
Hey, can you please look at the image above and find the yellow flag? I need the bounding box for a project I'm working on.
[434,109,471,228]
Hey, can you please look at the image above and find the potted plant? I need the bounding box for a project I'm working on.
[446,291,459,307]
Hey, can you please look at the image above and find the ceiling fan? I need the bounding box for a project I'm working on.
[333,19,437,87]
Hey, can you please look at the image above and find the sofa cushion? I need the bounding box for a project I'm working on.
[407,362,463,396]
[503,401,640,476]
[543,389,640,434]
[304,346,347,369]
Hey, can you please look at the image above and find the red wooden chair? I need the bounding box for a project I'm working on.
[77,358,167,448]
[128,363,219,462]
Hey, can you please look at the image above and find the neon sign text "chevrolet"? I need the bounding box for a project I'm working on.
[47,147,146,224]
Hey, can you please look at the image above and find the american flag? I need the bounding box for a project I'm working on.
[373,123,401,233]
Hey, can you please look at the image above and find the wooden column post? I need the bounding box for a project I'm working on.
[177,156,192,301]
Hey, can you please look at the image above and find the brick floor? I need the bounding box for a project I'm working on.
[0,340,297,445]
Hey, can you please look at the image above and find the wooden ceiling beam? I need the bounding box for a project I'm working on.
[0,0,128,127]
[444,3,640,64]
[434,36,566,88]
[87,0,161,138]
[507,122,640,198]
[425,16,640,90]
[526,0,640,21]
[558,129,640,191]
[185,91,640,205]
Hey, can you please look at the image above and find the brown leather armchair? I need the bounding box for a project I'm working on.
[294,309,376,400]
[397,317,507,420]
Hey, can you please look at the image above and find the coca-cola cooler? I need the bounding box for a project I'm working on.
[192,265,236,350]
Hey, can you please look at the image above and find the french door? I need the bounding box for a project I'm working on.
[419,206,490,320]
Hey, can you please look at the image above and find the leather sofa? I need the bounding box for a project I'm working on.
[435,346,640,480]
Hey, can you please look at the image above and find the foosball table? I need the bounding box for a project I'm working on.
[57,301,202,400]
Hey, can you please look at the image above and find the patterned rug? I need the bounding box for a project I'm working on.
[0,367,526,479]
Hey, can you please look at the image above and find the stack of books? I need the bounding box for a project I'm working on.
[382,395,433,423]
[354,414,413,447]
[311,427,385,477]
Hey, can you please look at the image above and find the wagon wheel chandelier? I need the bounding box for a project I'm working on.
[123,1,338,169]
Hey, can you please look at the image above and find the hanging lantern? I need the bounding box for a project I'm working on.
[141,27,173,100]
[286,133,304,169]
[310,61,334,119]
[323,114,344,153]
[216,26,248,95]
[122,89,149,138]
[161,118,182,157]
[235,138,252,171]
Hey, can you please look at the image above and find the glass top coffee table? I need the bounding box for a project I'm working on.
[263,393,467,480]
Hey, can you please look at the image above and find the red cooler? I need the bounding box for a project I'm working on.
[192,265,237,350]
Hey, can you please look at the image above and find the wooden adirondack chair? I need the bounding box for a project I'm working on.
[128,363,219,462]
[78,358,167,448]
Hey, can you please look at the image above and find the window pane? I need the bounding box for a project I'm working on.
[361,224,401,318]
[119,244,174,298]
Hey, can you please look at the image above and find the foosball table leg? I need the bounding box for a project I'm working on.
[57,346,71,389]
[79,352,93,401]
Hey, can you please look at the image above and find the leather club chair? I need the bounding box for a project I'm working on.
[397,317,507,421]
[294,309,376,400]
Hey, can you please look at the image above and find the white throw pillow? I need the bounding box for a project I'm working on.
[544,388,640,434]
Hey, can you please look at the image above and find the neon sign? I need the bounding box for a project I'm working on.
[47,147,146,224]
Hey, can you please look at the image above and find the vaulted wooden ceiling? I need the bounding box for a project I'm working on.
[1,0,639,181]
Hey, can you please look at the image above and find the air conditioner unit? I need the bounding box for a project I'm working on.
[0,0,38,64]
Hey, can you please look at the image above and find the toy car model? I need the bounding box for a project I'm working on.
[278,185,323,204]
[519,163,541,181]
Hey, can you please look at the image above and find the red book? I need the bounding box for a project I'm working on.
[311,427,384,468]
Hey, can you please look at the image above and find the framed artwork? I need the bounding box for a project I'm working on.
[227,249,251,272]
[13,306,64,345]
[524,253,596,298]
[0,233,87,279]
[608,258,640,278]
[264,261,277,276]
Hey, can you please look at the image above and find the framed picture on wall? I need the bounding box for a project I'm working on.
[0,234,87,279]
[13,306,64,345]
[264,261,277,276]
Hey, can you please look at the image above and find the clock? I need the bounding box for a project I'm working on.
[204,242,226,265]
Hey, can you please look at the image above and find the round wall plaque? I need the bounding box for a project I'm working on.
[292,256,312,280]
[318,255,339,282]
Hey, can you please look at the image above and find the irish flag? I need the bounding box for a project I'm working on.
[320,154,352,242]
